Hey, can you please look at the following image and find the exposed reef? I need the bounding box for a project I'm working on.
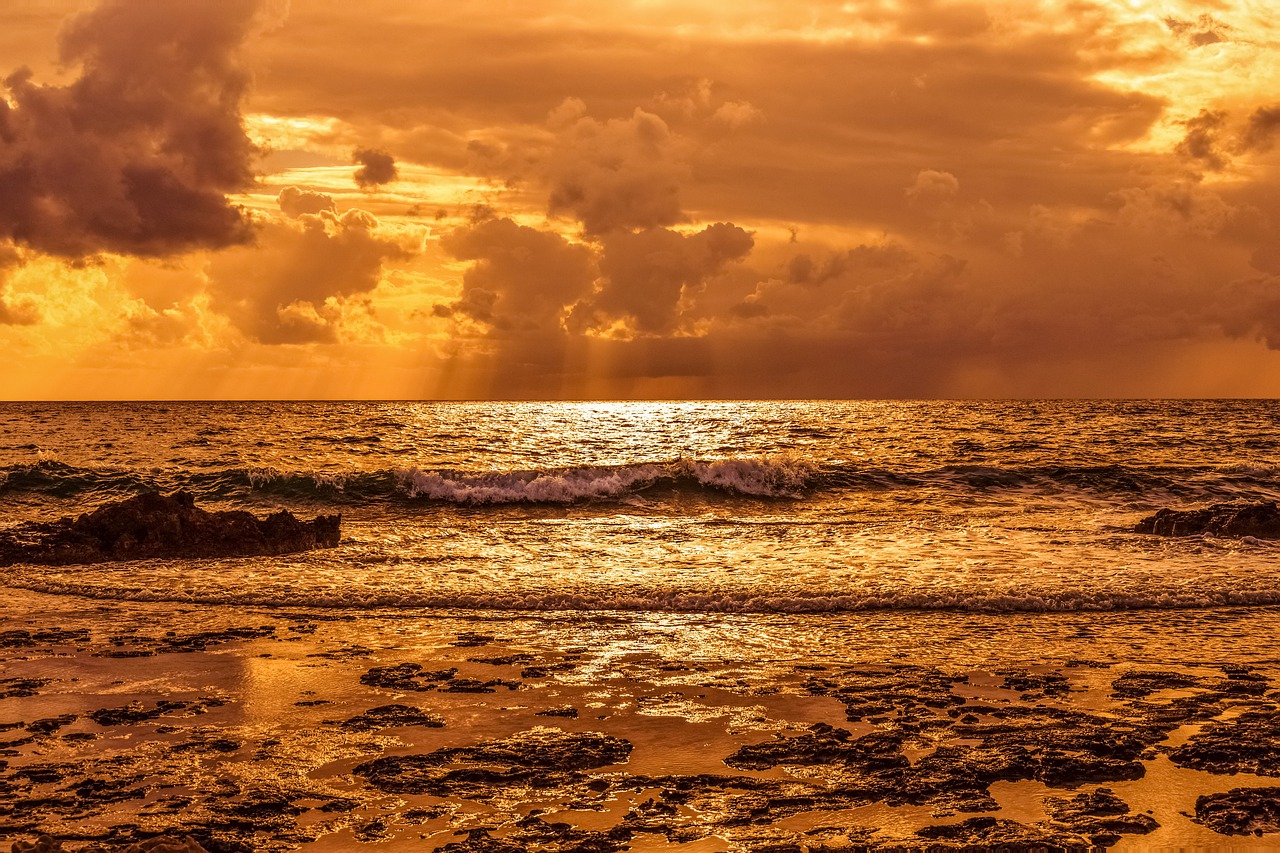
[1195,787,1280,836]
[1134,501,1280,538]
[3,623,1277,850]
[0,491,340,565]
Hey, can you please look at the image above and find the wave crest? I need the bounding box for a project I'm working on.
[396,457,812,504]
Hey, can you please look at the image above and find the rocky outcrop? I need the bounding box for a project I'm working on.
[1134,501,1280,537]
[0,491,340,566]
[353,729,633,798]
[1195,787,1280,836]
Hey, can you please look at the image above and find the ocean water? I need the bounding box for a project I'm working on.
[7,400,1280,851]
[2,399,1279,627]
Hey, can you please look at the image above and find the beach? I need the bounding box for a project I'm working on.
[6,586,1280,849]
[5,400,1280,849]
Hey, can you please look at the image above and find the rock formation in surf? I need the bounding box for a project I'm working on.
[0,490,340,566]
[1134,501,1280,538]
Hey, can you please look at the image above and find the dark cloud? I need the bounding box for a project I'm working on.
[569,223,754,335]
[1237,106,1280,154]
[208,209,410,344]
[0,0,261,258]
[438,217,596,330]
[1176,109,1228,171]
[353,148,398,188]
[277,186,336,218]
[785,243,916,287]
[1164,14,1230,47]
[1220,274,1280,349]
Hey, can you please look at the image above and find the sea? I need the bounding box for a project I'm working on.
[3,399,1280,666]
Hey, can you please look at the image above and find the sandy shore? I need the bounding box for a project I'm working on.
[4,590,1280,851]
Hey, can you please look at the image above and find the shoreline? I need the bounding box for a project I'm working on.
[4,592,1280,849]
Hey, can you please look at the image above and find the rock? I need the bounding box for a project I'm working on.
[725,723,908,773]
[1195,787,1280,835]
[360,663,457,691]
[353,729,632,797]
[0,678,52,699]
[341,704,445,731]
[89,699,222,727]
[1045,787,1159,846]
[0,491,340,566]
[1168,709,1280,775]
[452,632,495,647]
[915,816,1087,847]
[1134,501,1280,538]
[536,707,579,719]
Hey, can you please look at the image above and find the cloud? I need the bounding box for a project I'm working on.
[0,246,37,325]
[1111,181,1236,238]
[1237,105,1280,154]
[0,0,262,259]
[353,147,398,188]
[437,216,596,331]
[905,170,960,206]
[569,223,754,336]
[1164,14,1231,47]
[1220,274,1280,349]
[277,186,337,218]
[208,208,411,344]
[545,105,688,236]
[1177,109,1228,170]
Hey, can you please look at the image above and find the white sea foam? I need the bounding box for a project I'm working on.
[393,457,813,504]
[677,457,814,497]
[396,464,669,504]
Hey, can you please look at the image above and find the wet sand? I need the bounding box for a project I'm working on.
[4,591,1280,851]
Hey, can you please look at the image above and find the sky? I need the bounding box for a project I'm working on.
[0,0,1278,399]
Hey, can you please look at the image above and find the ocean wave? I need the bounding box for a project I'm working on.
[10,575,1280,614]
[397,458,814,503]
[0,457,816,505]
[2,458,1279,506]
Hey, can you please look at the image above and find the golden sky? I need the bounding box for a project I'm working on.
[1,0,1278,398]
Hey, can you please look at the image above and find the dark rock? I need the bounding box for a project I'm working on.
[89,698,220,727]
[1168,709,1280,775]
[0,628,90,649]
[1000,671,1072,696]
[404,804,451,822]
[26,715,77,736]
[341,704,445,731]
[725,723,907,774]
[360,663,457,691]
[452,632,495,647]
[0,677,52,699]
[1045,787,1159,846]
[354,729,632,797]
[1134,501,1280,538]
[1195,786,1280,835]
[520,662,577,679]
[536,707,579,719]
[469,653,536,666]
[0,491,340,566]
[442,677,521,693]
[354,817,391,842]
[915,816,1086,847]
[1112,670,1210,699]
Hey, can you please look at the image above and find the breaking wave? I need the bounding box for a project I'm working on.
[0,457,816,504]
[3,458,1279,506]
